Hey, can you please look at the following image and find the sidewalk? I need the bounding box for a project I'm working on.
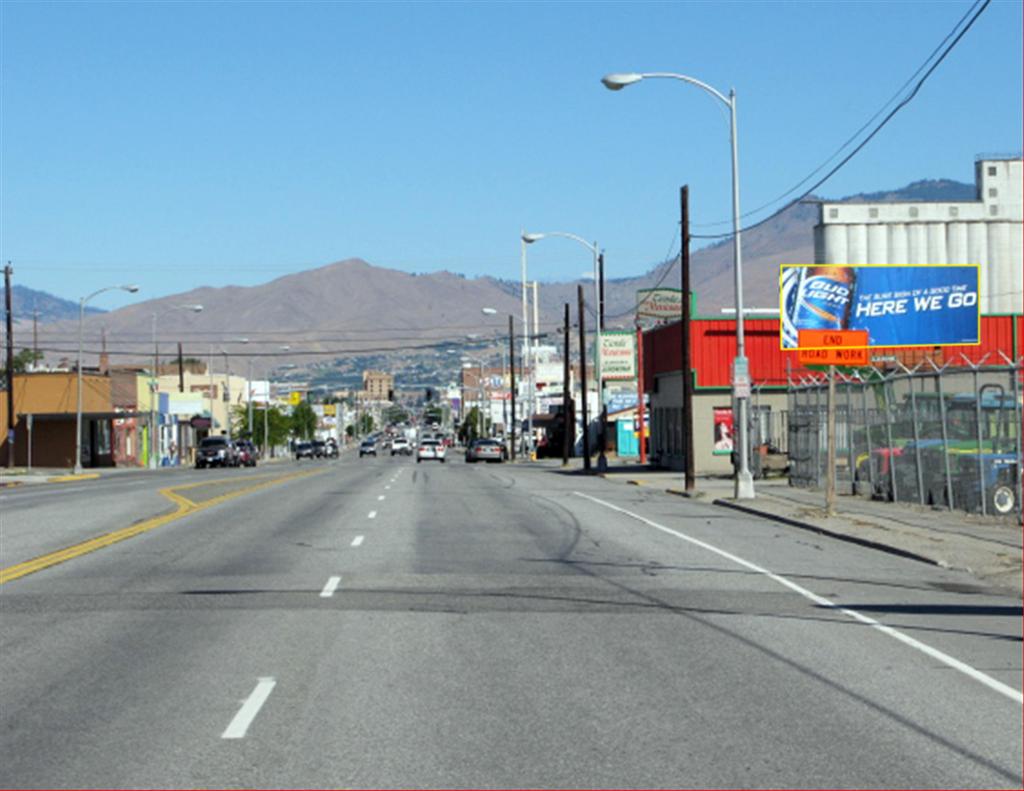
[597,464,1023,597]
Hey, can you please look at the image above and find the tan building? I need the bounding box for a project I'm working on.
[361,370,394,402]
[0,371,118,468]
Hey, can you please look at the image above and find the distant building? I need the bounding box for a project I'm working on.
[814,156,1023,314]
[361,370,394,402]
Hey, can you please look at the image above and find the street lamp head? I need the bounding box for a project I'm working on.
[601,72,644,91]
[521,232,544,244]
[123,284,140,293]
[481,307,498,315]
[189,304,203,313]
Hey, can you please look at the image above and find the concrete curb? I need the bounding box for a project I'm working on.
[711,497,941,567]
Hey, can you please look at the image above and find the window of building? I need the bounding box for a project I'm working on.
[988,188,998,198]
[949,206,959,218]
[908,207,919,218]
[988,166,997,176]
[990,205,999,216]
[828,208,838,219]
[868,208,878,219]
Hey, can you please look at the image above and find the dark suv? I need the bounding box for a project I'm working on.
[195,436,238,468]
[359,438,377,457]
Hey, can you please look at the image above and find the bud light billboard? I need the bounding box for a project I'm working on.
[780,264,980,349]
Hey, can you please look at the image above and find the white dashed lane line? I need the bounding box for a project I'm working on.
[351,535,364,547]
[368,511,377,519]
[221,678,276,739]
[319,576,342,598]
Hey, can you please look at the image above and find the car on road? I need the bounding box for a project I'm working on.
[324,438,339,458]
[195,436,239,468]
[311,439,327,458]
[391,437,412,456]
[359,438,378,457]
[234,439,259,467]
[466,438,506,463]
[416,439,446,463]
[294,441,316,460]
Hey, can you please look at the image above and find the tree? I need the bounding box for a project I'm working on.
[357,412,375,435]
[232,404,291,450]
[0,349,44,388]
[291,401,318,440]
[459,408,483,445]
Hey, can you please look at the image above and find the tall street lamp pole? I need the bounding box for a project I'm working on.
[76,284,139,474]
[602,71,755,499]
[522,231,604,468]
[150,304,202,469]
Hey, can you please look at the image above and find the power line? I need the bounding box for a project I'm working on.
[691,0,992,240]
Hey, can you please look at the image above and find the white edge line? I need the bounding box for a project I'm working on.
[319,575,342,598]
[221,677,276,739]
[351,535,364,547]
[378,495,386,501]
[572,491,1024,705]
[368,510,377,519]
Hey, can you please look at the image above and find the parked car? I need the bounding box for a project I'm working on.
[311,439,327,458]
[195,436,238,468]
[359,438,378,457]
[416,439,446,463]
[234,439,259,467]
[391,437,412,456]
[295,441,315,459]
[466,438,506,463]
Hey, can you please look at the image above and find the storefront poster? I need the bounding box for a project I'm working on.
[713,407,733,456]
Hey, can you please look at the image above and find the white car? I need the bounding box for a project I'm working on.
[416,439,447,463]
[391,437,412,456]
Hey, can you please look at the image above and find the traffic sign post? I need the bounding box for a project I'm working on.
[795,329,869,515]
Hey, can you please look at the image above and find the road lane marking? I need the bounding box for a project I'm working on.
[368,511,377,519]
[385,485,391,490]
[377,495,385,501]
[351,536,364,547]
[0,469,325,586]
[573,491,1024,705]
[320,576,342,597]
[222,677,276,739]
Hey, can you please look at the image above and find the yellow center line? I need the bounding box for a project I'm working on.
[0,468,326,586]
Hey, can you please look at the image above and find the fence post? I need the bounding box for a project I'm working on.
[862,378,874,493]
[883,377,899,503]
[972,365,986,516]
[936,364,954,510]
[844,375,855,494]
[1011,360,1019,524]
[907,367,925,506]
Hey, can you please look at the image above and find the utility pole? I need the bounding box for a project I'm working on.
[32,310,39,368]
[597,252,607,471]
[636,323,646,465]
[562,302,571,466]
[509,314,516,462]
[826,365,837,516]
[681,186,696,491]
[178,343,185,393]
[578,285,591,470]
[5,262,14,468]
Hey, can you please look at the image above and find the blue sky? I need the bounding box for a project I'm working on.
[1,0,1021,309]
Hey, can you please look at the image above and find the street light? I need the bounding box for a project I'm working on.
[522,231,604,469]
[461,355,486,439]
[150,304,203,469]
[602,70,755,499]
[260,345,290,459]
[75,284,139,474]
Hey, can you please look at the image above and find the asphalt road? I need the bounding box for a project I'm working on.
[1,453,1021,788]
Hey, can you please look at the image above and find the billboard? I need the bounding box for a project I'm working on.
[636,288,684,325]
[599,331,637,380]
[780,264,980,349]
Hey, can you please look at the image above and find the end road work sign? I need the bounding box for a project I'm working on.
[780,264,980,349]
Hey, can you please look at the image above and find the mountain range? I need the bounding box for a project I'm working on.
[22,178,977,376]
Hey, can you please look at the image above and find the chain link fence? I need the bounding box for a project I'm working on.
[786,354,1023,522]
